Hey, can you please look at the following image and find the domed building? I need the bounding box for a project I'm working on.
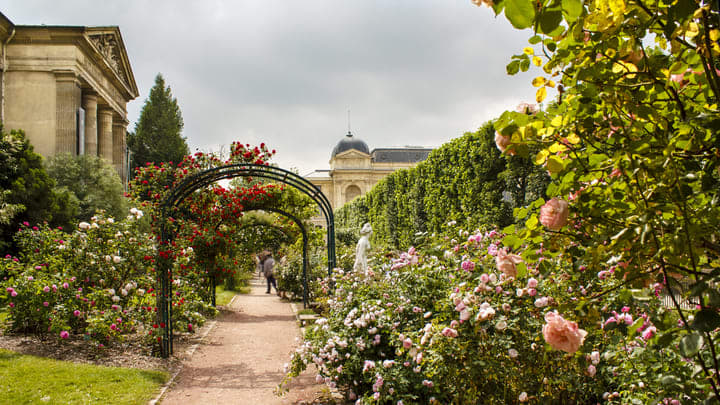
[305,131,433,215]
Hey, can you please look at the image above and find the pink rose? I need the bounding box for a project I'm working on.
[641,326,656,340]
[542,311,587,353]
[441,327,458,338]
[515,102,539,115]
[494,132,515,155]
[527,278,538,288]
[587,364,597,377]
[495,249,523,278]
[403,338,412,349]
[60,331,69,339]
[539,198,569,230]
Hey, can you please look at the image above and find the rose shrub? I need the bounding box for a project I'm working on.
[286,223,697,403]
[0,211,215,347]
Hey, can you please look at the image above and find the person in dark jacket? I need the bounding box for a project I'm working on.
[263,251,278,294]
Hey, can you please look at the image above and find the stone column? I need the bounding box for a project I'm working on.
[82,93,98,155]
[112,119,127,182]
[54,72,82,155]
[97,107,113,161]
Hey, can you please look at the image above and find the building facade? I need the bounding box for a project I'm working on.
[305,131,432,221]
[0,12,138,181]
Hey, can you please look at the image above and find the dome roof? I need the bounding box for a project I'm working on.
[331,132,369,157]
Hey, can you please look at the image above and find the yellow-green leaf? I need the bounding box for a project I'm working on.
[565,133,580,144]
[548,142,567,153]
[550,116,563,127]
[536,87,547,103]
[532,77,547,87]
[534,149,550,165]
[547,155,565,174]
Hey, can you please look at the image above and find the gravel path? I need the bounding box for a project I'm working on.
[159,276,331,404]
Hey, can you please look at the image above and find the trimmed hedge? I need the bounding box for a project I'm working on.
[335,122,548,248]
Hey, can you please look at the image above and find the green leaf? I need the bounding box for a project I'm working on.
[656,330,677,348]
[692,309,720,332]
[529,35,542,44]
[679,333,704,357]
[516,261,527,278]
[525,215,538,230]
[658,375,683,388]
[707,289,720,308]
[547,155,565,174]
[503,234,522,249]
[561,0,582,20]
[504,0,537,29]
[506,60,521,75]
[539,9,562,34]
[628,317,645,336]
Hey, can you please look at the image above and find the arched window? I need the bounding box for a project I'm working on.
[345,184,361,203]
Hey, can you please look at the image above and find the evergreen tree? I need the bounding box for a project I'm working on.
[127,73,188,172]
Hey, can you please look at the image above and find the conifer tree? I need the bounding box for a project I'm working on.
[127,73,188,172]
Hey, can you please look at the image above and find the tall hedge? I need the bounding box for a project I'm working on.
[335,121,548,249]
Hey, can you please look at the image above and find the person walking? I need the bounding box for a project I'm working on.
[263,251,278,294]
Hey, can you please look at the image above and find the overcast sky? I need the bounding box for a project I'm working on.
[4,1,537,175]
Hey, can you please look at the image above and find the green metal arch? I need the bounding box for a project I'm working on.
[207,221,294,307]
[156,163,335,358]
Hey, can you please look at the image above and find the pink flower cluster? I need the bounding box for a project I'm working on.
[539,198,569,231]
[542,311,587,353]
[391,247,419,270]
[495,249,523,278]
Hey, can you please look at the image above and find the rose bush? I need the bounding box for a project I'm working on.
[0,211,215,347]
[286,224,696,403]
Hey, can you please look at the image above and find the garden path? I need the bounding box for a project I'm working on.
[159,275,330,404]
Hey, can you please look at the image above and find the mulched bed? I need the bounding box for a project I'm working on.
[0,319,215,372]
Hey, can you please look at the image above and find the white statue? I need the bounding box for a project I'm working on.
[353,223,372,274]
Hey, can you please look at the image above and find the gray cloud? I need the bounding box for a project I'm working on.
[4,0,538,174]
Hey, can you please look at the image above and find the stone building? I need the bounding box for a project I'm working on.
[305,131,432,218]
[0,12,138,181]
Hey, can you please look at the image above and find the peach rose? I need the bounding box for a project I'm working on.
[542,311,587,353]
[495,248,523,278]
[539,198,569,230]
[494,132,515,155]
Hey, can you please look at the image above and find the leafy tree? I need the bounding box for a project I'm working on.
[484,0,720,399]
[127,73,188,172]
[0,126,66,252]
[45,153,127,221]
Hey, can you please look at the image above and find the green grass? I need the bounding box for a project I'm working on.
[215,285,239,306]
[0,348,168,404]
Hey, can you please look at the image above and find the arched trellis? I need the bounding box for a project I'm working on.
[207,221,295,307]
[156,163,335,358]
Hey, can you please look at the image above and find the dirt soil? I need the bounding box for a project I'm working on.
[159,276,335,404]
